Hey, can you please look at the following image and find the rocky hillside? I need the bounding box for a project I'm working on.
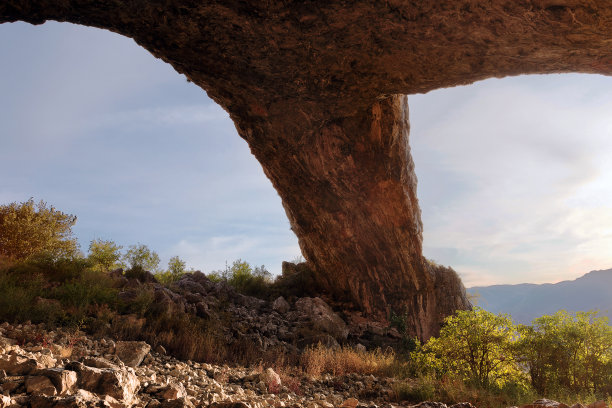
[109,268,405,359]
[468,269,612,324]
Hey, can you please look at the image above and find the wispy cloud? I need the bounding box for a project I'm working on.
[411,74,612,286]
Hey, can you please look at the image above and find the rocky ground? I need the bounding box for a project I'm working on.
[1,271,609,408]
[1,322,608,408]
[0,320,443,408]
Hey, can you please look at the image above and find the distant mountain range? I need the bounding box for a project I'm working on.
[467,268,612,324]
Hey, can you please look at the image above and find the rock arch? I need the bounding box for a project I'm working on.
[3,1,612,339]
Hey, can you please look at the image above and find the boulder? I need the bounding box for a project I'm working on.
[39,368,78,395]
[0,354,40,375]
[339,398,359,408]
[148,382,187,400]
[25,375,57,396]
[259,368,281,393]
[272,297,290,314]
[295,297,349,340]
[66,362,140,405]
[115,341,151,367]
[0,395,12,408]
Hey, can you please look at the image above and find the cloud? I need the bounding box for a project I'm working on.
[411,74,612,285]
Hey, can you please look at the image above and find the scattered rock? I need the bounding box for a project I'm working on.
[411,402,448,408]
[66,361,140,405]
[340,397,359,408]
[0,395,12,408]
[115,341,151,367]
[39,368,78,395]
[0,354,40,375]
[259,368,281,393]
[272,297,290,314]
[295,297,349,340]
[25,376,57,396]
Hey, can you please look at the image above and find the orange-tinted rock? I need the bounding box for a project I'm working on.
[5,1,612,338]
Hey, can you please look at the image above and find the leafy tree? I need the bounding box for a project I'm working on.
[122,243,160,272]
[0,198,79,261]
[88,239,123,271]
[517,310,612,395]
[167,256,186,276]
[416,307,525,388]
[155,256,189,285]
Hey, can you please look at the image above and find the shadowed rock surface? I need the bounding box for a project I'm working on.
[4,0,612,338]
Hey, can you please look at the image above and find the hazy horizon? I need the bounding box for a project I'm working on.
[1,21,611,286]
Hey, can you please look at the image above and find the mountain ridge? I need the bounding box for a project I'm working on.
[467,268,612,324]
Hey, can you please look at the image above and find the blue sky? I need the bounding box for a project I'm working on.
[1,22,611,286]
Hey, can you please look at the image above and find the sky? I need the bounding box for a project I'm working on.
[1,22,611,286]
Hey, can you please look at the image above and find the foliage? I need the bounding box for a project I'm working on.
[0,256,117,326]
[414,307,526,388]
[88,239,123,271]
[517,310,612,395]
[389,310,419,355]
[155,256,189,285]
[168,255,186,276]
[122,243,160,272]
[208,259,273,297]
[0,198,79,261]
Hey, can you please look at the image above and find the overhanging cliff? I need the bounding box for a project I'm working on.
[3,0,612,339]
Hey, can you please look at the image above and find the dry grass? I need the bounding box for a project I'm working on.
[300,344,396,377]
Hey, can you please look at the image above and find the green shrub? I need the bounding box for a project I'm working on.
[207,259,273,298]
[88,239,123,271]
[52,269,118,310]
[122,243,160,273]
[155,256,189,285]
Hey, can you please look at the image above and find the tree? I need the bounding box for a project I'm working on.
[417,307,524,388]
[88,239,123,271]
[122,243,160,272]
[517,310,612,394]
[0,198,79,261]
[167,255,186,276]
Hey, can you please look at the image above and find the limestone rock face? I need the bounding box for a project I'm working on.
[5,1,612,337]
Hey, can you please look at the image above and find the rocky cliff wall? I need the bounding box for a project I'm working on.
[3,0,612,338]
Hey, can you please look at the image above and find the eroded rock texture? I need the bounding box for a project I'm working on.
[4,0,612,338]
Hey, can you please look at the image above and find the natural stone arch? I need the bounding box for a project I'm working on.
[3,1,612,339]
